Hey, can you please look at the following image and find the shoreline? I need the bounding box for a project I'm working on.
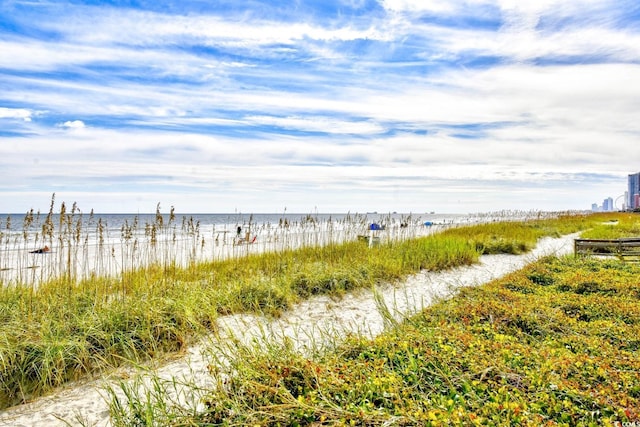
[0,210,567,287]
[1,216,447,287]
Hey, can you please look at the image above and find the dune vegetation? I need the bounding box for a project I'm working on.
[580,212,640,239]
[107,213,640,426]
[0,210,631,412]
[127,255,637,426]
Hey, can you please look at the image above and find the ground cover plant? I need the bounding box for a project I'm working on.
[0,210,623,409]
[113,255,640,426]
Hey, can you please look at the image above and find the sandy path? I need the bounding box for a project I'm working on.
[0,233,578,426]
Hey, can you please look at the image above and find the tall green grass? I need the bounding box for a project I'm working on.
[442,212,614,254]
[0,233,478,408]
[0,209,621,409]
[580,212,640,239]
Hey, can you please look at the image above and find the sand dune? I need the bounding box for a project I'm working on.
[0,233,577,426]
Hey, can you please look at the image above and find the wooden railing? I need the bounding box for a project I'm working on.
[574,237,640,260]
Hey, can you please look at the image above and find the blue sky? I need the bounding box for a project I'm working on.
[1,0,639,214]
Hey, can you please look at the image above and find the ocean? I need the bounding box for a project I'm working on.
[0,211,468,286]
[0,212,462,233]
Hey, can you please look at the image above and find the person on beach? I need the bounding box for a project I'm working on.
[30,245,50,254]
[236,226,245,244]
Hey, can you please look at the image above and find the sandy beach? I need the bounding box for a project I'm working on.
[0,214,448,287]
[0,233,578,426]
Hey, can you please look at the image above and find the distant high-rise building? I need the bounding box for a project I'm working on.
[592,203,599,212]
[628,173,640,210]
[603,197,614,212]
[624,191,629,210]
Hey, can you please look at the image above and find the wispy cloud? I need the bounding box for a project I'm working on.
[0,0,637,212]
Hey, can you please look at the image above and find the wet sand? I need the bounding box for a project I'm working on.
[0,233,578,426]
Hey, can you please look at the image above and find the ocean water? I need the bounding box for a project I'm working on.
[0,212,462,233]
[0,211,468,286]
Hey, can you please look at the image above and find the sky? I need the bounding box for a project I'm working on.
[1,0,639,214]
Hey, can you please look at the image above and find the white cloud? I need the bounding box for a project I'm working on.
[244,115,385,135]
[60,120,86,129]
[380,0,457,13]
[30,7,388,51]
[0,107,32,121]
[0,0,636,213]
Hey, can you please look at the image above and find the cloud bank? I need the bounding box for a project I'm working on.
[0,0,637,213]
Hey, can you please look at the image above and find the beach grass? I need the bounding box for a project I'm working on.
[441,212,598,254]
[1,224,476,408]
[580,212,640,239]
[108,255,640,426]
[0,209,630,410]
